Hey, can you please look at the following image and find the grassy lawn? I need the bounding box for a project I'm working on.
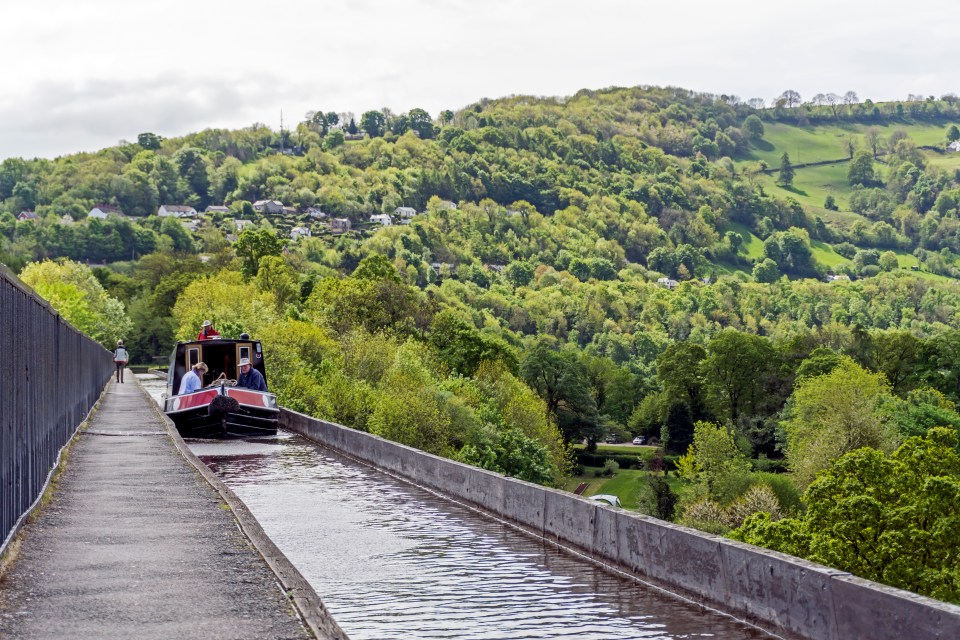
[810,240,851,269]
[563,466,688,511]
[724,222,765,260]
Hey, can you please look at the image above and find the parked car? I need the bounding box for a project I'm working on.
[632,436,646,445]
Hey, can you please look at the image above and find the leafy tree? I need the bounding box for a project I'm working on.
[521,340,600,445]
[137,132,163,150]
[701,329,780,428]
[235,228,284,277]
[848,149,876,186]
[675,421,753,504]
[742,115,764,141]
[733,428,960,605]
[823,194,837,210]
[780,357,899,488]
[752,258,780,283]
[19,259,133,347]
[254,255,298,312]
[408,108,435,139]
[777,152,794,187]
[172,270,278,340]
[947,125,960,142]
[428,309,518,376]
[360,110,385,138]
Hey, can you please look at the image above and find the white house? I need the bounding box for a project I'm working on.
[17,211,38,222]
[205,205,230,214]
[306,207,327,220]
[395,206,417,219]
[290,226,311,241]
[253,200,284,214]
[370,213,392,226]
[158,204,198,218]
[232,219,254,232]
[88,204,124,219]
[657,277,679,289]
[948,141,960,152]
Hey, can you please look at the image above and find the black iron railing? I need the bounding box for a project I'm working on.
[0,265,113,549]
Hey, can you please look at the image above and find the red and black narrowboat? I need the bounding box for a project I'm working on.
[162,338,279,438]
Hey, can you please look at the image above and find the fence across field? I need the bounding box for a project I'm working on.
[0,265,113,550]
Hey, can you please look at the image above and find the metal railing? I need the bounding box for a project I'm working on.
[0,265,113,549]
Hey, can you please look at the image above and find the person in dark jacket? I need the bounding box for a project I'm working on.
[237,357,267,391]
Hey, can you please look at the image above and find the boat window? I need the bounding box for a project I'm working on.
[187,347,199,369]
[238,345,251,362]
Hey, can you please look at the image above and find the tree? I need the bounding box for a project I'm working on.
[752,258,780,283]
[360,110,385,138]
[742,115,764,141]
[520,341,600,445]
[137,132,163,150]
[235,228,284,277]
[675,421,753,504]
[254,255,298,312]
[780,357,898,488]
[777,152,794,187]
[733,428,960,605]
[823,194,838,210]
[408,108,435,139]
[701,329,779,429]
[947,125,960,142]
[848,150,876,186]
[864,127,883,159]
[778,90,802,109]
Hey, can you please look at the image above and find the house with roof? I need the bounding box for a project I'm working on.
[88,204,124,219]
[181,219,199,232]
[282,206,298,216]
[948,141,960,153]
[395,206,417,220]
[290,226,311,241]
[306,207,327,220]
[330,218,351,234]
[370,213,392,226]
[204,205,230,215]
[17,211,38,222]
[232,219,254,232]
[253,200,284,214]
[157,204,198,218]
[657,277,679,289]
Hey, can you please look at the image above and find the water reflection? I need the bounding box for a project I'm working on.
[136,375,771,639]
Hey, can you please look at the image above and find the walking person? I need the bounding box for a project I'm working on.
[113,340,129,383]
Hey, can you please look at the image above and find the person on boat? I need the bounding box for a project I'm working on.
[179,362,209,394]
[197,320,220,341]
[113,340,129,383]
[237,357,267,392]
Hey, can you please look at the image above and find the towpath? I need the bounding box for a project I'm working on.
[0,377,338,639]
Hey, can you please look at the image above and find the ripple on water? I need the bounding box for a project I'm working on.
[180,428,775,640]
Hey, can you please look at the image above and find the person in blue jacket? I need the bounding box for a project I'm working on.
[237,357,267,391]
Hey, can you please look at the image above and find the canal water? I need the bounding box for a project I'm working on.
[139,375,774,640]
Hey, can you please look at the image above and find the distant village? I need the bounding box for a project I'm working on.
[16,199,442,243]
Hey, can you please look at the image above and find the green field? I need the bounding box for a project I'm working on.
[563,466,688,511]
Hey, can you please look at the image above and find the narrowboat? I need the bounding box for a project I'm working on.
[162,337,279,438]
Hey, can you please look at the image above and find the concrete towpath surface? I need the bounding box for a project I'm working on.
[0,376,345,640]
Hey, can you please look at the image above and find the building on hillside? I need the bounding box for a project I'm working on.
[290,226,311,241]
[395,206,417,220]
[157,204,198,218]
[948,141,960,152]
[826,274,851,283]
[306,207,327,220]
[253,200,284,214]
[370,213,392,226]
[88,204,124,219]
[17,211,38,222]
[232,219,254,232]
[657,277,679,290]
[282,206,298,216]
[181,219,199,232]
[330,218,351,234]
[205,205,230,214]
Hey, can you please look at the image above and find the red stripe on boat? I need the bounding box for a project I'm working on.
[177,389,218,409]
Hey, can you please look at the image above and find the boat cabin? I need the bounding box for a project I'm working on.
[166,338,268,396]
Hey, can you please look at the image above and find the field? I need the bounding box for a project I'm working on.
[563,466,687,511]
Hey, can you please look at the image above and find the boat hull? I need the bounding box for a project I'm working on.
[164,387,279,439]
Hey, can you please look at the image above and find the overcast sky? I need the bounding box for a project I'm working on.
[2,0,956,160]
